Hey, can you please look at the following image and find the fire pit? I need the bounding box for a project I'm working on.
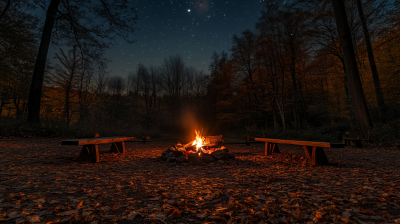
[160,130,235,164]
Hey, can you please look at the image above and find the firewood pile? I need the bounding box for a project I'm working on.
[160,135,235,164]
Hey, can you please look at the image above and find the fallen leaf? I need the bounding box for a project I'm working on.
[170,209,181,219]
[127,211,142,220]
[27,215,42,223]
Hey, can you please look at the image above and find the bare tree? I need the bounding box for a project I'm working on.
[280,9,312,130]
[148,65,160,112]
[106,75,124,127]
[231,30,262,128]
[46,45,82,126]
[356,0,386,123]
[0,2,38,117]
[331,0,372,136]
[0,0,43,21]
[160,54,186,99]
[256,4,288,130]
[75,56,105,124]
[28,0,139,122]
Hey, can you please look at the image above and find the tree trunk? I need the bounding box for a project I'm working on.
[272,101,278,131]
[290,60,301,130]
[65,86,70,127]
[276,97,286,131]
[27,0,61,122]
[13,93,22,119]
[331,0,373,136]
[279,72,286,131]
[356,0,386,123]
[0,100,4,117]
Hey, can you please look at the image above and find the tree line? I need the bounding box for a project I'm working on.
[1,0,400,137]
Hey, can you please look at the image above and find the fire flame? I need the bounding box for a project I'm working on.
[192,130,204,152]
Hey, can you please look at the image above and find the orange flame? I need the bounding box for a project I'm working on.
[192,130,204,152]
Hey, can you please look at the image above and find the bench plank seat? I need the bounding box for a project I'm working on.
[62,136,136,146]
[253,138,344,148]
[252,137,345,166]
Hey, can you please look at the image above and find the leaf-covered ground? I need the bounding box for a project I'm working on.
[0,138,399,224]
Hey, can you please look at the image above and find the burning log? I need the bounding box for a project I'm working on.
[183,135,223,151]
[160,131,235,164]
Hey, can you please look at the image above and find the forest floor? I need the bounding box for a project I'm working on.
[0,138,399,224]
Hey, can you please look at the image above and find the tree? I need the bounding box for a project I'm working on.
[28,0,139,122]
[0,0,43,21]
[355,0,386,123]
[231,30,263,128]
[106,75,124,127]
[331,0,372,136]
[0,2,38,117]
[256,8,287,130]
[279,9,312,130]
[47,46,82,126]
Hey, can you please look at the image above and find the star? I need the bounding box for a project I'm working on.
[188,9,191,12]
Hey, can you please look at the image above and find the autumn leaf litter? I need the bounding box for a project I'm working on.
[0,138,399,224]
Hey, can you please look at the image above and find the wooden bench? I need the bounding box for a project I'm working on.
[251,137,345,166]
[127,136,151,143]
[62,136,136,163]
[342,137,362,147]
[242,135,265,145]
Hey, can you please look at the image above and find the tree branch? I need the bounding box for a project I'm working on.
[0,0,11,21]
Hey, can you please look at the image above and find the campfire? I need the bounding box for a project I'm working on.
[161,130,235,164]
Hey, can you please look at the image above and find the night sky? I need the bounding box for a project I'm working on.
[105,0,265,77]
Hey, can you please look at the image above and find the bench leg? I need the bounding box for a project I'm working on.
[110,143,119,153]
[118,142,125,153]
[265,143,280,155]
[272,143,280,154]
[110,142,125,153]
[303,146,313,163]
[303,146,328,165]
[265,142,270,155]
[90,145,99,163]
[79,144,99,163]
[313,147,328,165]
[350,140,362,147]
[79,145,91,160]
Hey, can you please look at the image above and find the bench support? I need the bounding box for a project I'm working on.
[303,146,328,165]
[110,142,126,153]
[245,135,250,146]
[265,142,280,155]
[79,144,99,163]
[343,139,362,147]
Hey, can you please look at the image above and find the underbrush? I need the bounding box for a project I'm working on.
[223,122,352,142]
[366,119,400,148]
[224,121,400,148]
[1,117,399,148]
[0,117,162,139]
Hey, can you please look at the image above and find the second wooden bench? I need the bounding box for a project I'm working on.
[251,137,345,166]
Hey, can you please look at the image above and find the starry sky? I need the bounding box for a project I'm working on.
[106,0,265,77]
